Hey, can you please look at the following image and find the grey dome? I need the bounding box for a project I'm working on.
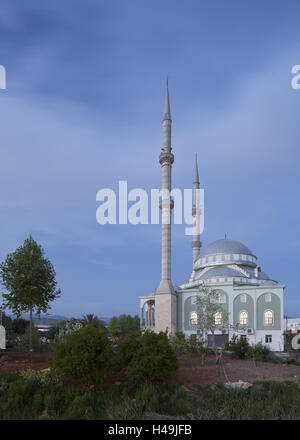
[200,239,254,257]
[195,266,244,280]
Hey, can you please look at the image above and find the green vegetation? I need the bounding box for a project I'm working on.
[1,312,30,349]
[1,372,300,420]
[120,330,178,383]
[225,336,294,364]
[0,236,61,350]
[81,314,107,332]
[169,332,212,366]
[195,286,230,363]
[16,328,49,353]
[225,335,252,359]
[49,326,117,385]
[108,314,140,338]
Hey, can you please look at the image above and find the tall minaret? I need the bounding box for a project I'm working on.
[155,81,177,334]
[192,154,202,263]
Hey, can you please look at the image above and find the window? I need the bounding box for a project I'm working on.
[264,310,274,326]
[214,312,222,325]
[190,312,198,326]
[239,310,248,326]
[240,294,247,303]
[265,293,272,303]
[265,335,272,343]
[191,296,197,305]
[240,335,247,341]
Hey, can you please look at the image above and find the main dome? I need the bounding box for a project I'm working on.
[200,239,254,257]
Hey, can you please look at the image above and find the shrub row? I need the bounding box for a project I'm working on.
[49,326,179,385]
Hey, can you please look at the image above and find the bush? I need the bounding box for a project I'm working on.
[44,389,65,416]
[225,335,251,359]
[119,330,143,365]
[67,390,105,419]
[122,330,178,383]
[17,327,49,352]
[49,326,117,385]
[251,341,271,361]
[169,332,189,355]
[20,369,60,386]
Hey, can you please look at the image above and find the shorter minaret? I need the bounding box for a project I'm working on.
[191,154,202,263]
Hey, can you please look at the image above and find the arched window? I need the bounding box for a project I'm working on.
[239,310,248,326]
[214,312,222,325]
[190,311,198,326]
[264,310,274,326]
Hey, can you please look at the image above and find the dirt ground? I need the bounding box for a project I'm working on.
[0,352,52,374]
[173,353,300,386]
[1,351,300,386]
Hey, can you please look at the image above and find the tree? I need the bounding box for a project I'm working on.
[50,326,118,385]
[120,330,179,383]
[81,313,107,331]
[0,236,61,351]
[195,285,230,364]
[108,314,140,337]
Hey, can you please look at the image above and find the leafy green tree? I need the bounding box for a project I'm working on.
[9,317,30,337]
[121,330,178,383]
[195,286,230,363]
[108,314,140,337]
[0,310,12,328]
[169,332,190,355]
[0,236,61,350]
[81,314,107,332]
[50,326,118,385]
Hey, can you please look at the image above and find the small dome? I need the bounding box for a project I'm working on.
[195,266,245,280]
[200,239,254,257]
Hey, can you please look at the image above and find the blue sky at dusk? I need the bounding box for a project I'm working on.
[0,0,299,318]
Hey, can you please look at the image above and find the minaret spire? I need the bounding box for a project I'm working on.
[194,153,199,184]
[192,154,202,263]
[163,78,171,121]
[155,80,176,334]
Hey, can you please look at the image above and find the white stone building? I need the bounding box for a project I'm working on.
[140,84,285,352]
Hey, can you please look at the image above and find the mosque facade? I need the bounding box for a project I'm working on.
[139,84,285,352]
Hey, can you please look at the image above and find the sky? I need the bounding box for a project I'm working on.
[0,0,299,318]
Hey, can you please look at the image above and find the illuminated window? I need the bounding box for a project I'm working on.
[214,312,222,325]
[239,310,248,326]
[264,310,274,326]
[190,312,198,326]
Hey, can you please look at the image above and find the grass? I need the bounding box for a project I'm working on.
[1,372,300,419]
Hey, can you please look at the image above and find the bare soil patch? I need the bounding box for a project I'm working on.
[0,352,51,373]
[173,353,300,386]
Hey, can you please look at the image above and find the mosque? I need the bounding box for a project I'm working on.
[139,83,285,352]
